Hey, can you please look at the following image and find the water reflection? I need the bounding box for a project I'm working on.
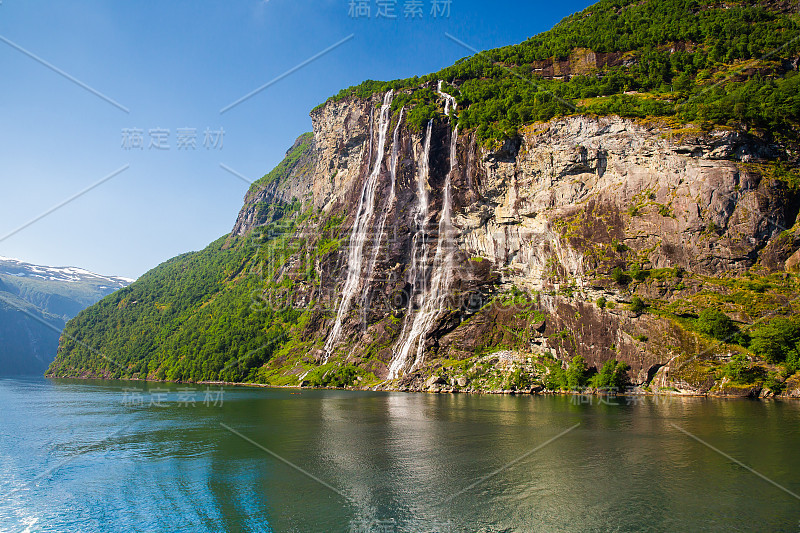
[1,379,799,532]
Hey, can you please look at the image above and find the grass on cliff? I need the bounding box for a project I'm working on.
[643,270,800,389]
[248,132,314,195]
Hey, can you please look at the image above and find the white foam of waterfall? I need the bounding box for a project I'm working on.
[389,116,459,378]
[362,107,405,310]
[324,91,394,359]
[409,127,458,373]
[437,80,457,116]
[387,119,434,379]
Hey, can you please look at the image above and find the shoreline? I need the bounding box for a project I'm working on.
[42,374,800,400]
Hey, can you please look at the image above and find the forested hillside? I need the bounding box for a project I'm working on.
[326,0,800,144]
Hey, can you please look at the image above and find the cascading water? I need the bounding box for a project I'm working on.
[362,107,405,311]
[388,82,459,378]
[391,128,458,377]
[323,91,394,359]
[437,80,457,115]
[411,125,458,370]
[387,119,434,379]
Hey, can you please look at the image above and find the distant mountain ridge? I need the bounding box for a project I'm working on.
[0,256,133,286]
[0,257,132,375]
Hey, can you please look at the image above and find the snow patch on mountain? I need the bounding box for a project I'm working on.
[0,257,135,286]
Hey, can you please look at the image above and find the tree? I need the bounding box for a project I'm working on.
[749,317,800,363]
[566,355,589,389]
[542,354,567,390]
[629,296,646,314]
[590,359,630,390]
[696,309,737,341]
[674,72,692,93]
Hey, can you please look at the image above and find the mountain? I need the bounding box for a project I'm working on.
[49,0,800,397]
[0,257,132,375]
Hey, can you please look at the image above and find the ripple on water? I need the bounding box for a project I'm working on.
[2,378,800,532]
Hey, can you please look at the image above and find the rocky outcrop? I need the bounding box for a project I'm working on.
[531,48,630,80]
[230,133,319,237]
[459,117,787,281]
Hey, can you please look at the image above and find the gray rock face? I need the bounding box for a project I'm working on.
[424,375,446,388]
[459,115,783,288]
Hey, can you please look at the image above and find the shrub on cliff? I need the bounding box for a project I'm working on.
[506,368,533,390]
[720,353,764,385]
[590,359,630,390]
[696,309,738,342]
[629,296,646,314]
[611,267,630,285]
[629,263,648,282]
[749,316,800,363]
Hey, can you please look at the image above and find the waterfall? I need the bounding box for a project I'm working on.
[362,107,405,311]
[392,127,458,377]
[387,119,434,379]
[437,80,457,116]
[324,91,394,359]
[388,76,460,377]
[367,108,375,170]
[387,80,460,378]
[408,125,458,370]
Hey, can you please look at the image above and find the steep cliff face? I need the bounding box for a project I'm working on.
[460,117,783,279]
[225,89,799,394]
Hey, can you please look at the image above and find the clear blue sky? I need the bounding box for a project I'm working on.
[0,0,592,279]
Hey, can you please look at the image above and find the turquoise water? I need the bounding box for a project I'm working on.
[1,377,799,532]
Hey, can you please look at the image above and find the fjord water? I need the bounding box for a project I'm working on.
[2,378,799,532]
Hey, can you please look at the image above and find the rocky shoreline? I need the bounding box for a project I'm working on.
[48,373,800,400]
